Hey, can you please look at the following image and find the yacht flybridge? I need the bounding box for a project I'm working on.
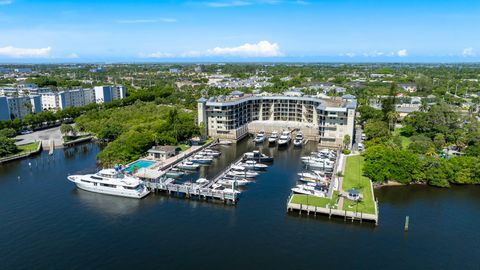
[67,168,150,199]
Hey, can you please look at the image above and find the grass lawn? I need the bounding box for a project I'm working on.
[342,155,376,215]
[291,191,339,208]
[178,144,191,152]
[17,142,40,154]
[394,129,411,149]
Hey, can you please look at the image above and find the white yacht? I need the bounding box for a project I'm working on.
[253,131,266,143]
[268,131,278,145]
[293,132,304,147]
[277,131,291,146]
[67,169,150,199]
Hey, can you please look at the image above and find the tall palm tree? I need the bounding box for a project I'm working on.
[386,111,399,131]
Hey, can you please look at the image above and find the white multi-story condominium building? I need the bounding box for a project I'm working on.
[0,96,9,121]
[94,85,126,103]
[5,95,41,120]
[197,91,357,147]
[40,88,96,111]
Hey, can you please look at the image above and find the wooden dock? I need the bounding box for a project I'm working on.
[286,194,379,224]
[145,178,238,203]
[143,141,243,204]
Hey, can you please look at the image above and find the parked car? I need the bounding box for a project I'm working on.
[20,130,33,135]
[358,143,364,151]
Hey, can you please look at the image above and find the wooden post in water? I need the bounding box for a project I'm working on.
[404,216,410,231]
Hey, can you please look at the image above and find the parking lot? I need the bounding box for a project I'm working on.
[15,126,63,147]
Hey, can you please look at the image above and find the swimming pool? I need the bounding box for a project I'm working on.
[124,160,156,173]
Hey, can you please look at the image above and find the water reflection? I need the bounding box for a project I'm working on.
[72,188,142,216]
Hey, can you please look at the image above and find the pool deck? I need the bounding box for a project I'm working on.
[149,140,217,171]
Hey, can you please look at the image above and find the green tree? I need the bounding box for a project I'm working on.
[343,134,351,149]
[0,136,18,157]
[0,128,17,138]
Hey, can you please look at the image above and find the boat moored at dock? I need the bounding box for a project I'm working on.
[277,131,291,146]
[67,168,150,199]
[268,131,278,145]
[253,130,266,143]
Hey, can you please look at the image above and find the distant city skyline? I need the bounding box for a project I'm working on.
[0,0,479,62]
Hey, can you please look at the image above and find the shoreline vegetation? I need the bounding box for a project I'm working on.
[75,101,199,166]
[359,85,480,188]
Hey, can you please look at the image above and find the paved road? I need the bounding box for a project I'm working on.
[352,124,363,152]
[15,126,63,147]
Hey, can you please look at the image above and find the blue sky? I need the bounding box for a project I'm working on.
[0,0,479,62]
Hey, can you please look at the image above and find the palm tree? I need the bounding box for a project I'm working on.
[386,111,399,131]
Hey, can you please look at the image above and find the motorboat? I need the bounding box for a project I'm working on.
[293,132,304,147]
[200,149,221,157]
[240,160,268,171]
[227,165,258,178]
[165,168,185,178]
[291,184,327,197]
[303,160,334,171]
[268,131,278,145]
[67,168,150,199]
[190,154,213,164]
[297,171,325,181]
[211,183,241,195]
[277,131,291,146]
[243,150,274,163]
[195,178,210,186]
[253,131,266,143]
[218,177,250,186]
[177,161,200,170]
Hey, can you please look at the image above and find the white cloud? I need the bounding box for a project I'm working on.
[141,41,282,58]
[116,18,177,24]
[0,0,13,5]
[0,46,51,58]
[397,49,408,57]
[205,41,282,57]
[462,47,476,57]
[205,1,251,7]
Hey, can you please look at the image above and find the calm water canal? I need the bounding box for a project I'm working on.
[0,139,479,269]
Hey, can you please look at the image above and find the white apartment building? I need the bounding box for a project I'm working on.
[7,95,41,119]
[94,85,126,103]
[198,91,357,147]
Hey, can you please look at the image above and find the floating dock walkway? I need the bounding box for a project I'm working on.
[144,142,244,204]
[286,194,379,224]
[145,180,238,203]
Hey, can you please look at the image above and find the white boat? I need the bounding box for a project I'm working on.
[303,160,334,171]
[218,178,250,186]
[293,132,304,147]
[191,154,213,164]
[195,178,210,186]
[268,131,278,144]
[297,171,325,181]
[165,168,185,178]
[243,150,274,163]
[277,131,291,146]
[177,161,200,170]
[241,160,268,171]
[67,168,150,199]
[253,131,266,143]
[201,149,221,157]
[291,184,327,197]
[211,183,241,195]
[227,165,258,178]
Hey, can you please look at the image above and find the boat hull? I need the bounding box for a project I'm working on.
[72,181,150,199]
